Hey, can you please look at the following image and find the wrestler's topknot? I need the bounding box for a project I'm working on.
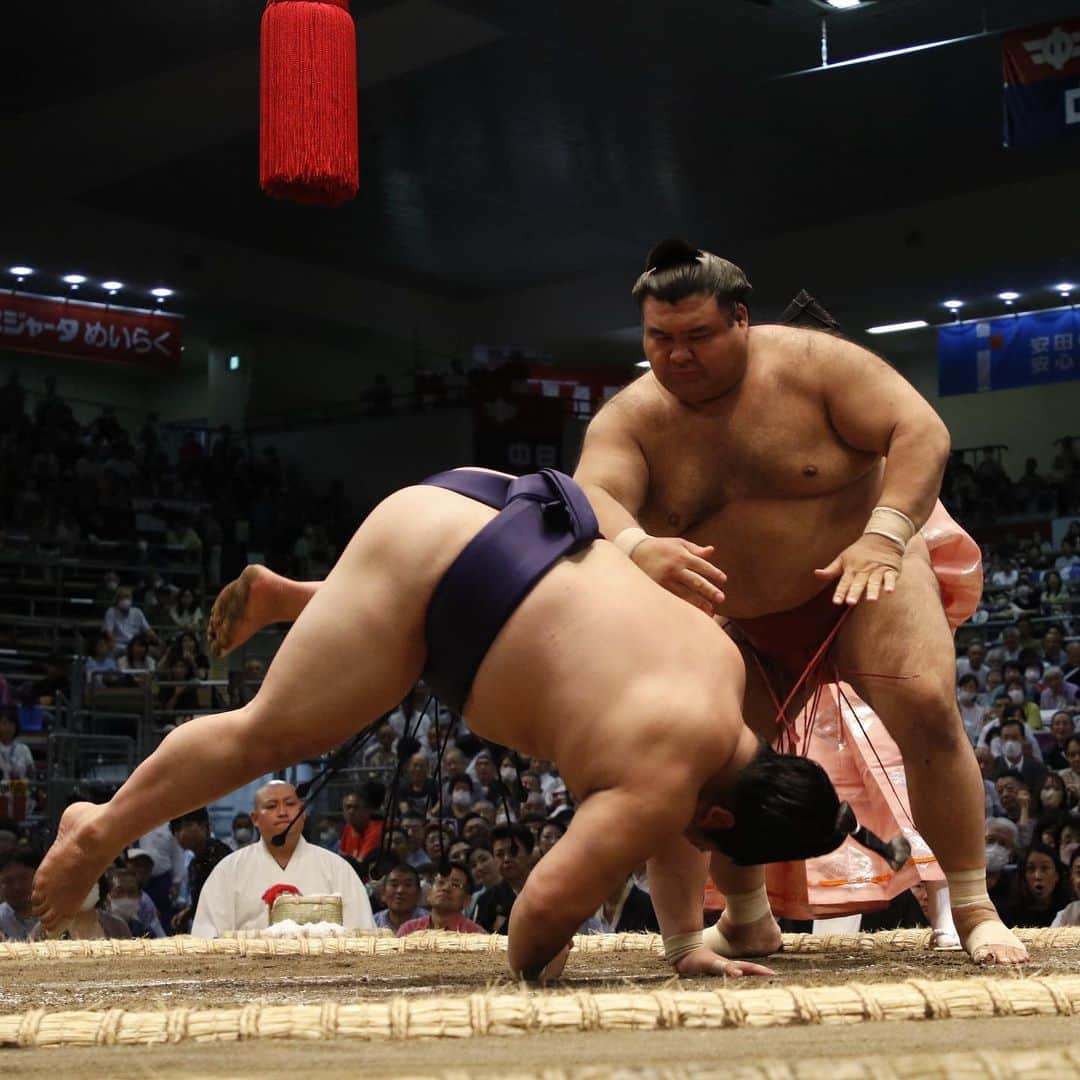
[632,238,752,313]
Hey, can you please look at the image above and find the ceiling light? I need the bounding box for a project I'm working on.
[102,280,124,295]
[63,274,87,289]
[1055,282,1075,297]
[943,300,964,310]
[998,291,1019,306]
[9,266,34,279]
[635,360,650,368]
[826,0,862,8]
[866,320,928,335]
[150,287,174,303]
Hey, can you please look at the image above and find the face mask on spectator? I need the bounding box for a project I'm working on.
[958,691,976,705]
[451,790,472,809]
[117,599,132,613]
[110,897,140,923]
[985,842,1010,873]
[1007,689,1024,704]
[1001,739,1023,762]
[318,829,337,846]
[499,766,516,784]
[234,827,254,845]
[1024,669,1040,684]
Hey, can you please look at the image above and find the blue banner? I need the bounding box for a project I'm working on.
[938,309,1080,396]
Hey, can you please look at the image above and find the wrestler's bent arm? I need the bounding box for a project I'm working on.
[814,335,951,604]
[575,405,726,613]
[507,787,689,979]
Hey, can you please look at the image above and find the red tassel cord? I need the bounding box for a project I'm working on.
[260,0,359,207]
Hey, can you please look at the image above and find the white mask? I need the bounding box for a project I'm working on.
[451,790,472,808]
[499,767,517,784]
[1008,689,1025,704]
[1024,669,1040,683]
[959,691,976,705]
[109,897,140,923]
[1002,739,1023,761]
[233,827,254,845]
[985,842,1010,874]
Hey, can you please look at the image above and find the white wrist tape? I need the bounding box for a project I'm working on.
[864,506,916,552]
[613,526,650,559]
[663,930,703,964]
[718,884,772,926]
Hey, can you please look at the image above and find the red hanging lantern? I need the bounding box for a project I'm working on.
[260,0,359,207]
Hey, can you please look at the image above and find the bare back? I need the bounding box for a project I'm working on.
[616,325,883,617]
[365,479,744,802]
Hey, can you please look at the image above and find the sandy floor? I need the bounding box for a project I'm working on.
[2,944,1079,1077]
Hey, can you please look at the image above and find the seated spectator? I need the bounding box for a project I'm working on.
[988,625,1022,665]
[472,800,496,827]
[956,673,986,744]
[123,848,170,935]
[338,783,385,862]
[980,704,1043,758]
[223,813,256,851]
[595,872,660,933]
[313,815,342,850]
[1044,711,1079,770]
[192,781,374,937]
[373,864,428,932]
[1059,736,1080,802]
[985,817,1020,924]
[157,657,200,722]
[995,776,1037,848]
[1060,821,1080,868]
[397,863,486,935]
[0,706,34,780]
[1042,627,1068,669]
[423,821,456,866]
[447,840,471,865]
[1039,772,1074,816]
[465,845,498,919]
[537,820,566,857]
[102,586,159,655]
[85,633,121,688]
[1010,845,1070,927]
[981,667,1004,705]
[118,634,156,687]
[168,588,205,636]
[170,807,233,933]
[0,850,40,940]
[362,722,398,774]
[1064,642,1080,687]
[956,640,989,690]
[399,753,436,817]
[445,776,476,830]
[1040,666,1079,712]
[51,875,132,941]
[997,679,1043,731]
[475,824,533,934]
[470,751,500,801]
[133,825,185,927]
[992,719,1048,791]
[399,813,430,869]
[1040,571,1071,620]
[461,813,491,849]
[105,867,164,938]
[1051,849,1080,927]
[166,631,210,681]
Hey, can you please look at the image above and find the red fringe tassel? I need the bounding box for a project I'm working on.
[260,0,359,207]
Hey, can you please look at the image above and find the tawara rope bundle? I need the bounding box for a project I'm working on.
[1,974,1079,1048]
[2,927,1078,963]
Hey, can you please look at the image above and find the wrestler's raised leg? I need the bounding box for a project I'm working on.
[207,566,323,657]
[833,539,1026,964]
[34,489,443,930]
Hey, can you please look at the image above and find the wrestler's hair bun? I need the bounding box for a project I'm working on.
[644,237,702,272]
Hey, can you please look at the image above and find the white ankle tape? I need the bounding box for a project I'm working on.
[662,930,702,964]
[945,869,990,909]
[721,885,772,926]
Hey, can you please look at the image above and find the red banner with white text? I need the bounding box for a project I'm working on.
[0,291,182,371]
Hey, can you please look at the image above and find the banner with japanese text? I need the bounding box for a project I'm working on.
[0,291,182,371]
[1003,20,1080,148]
[937,308,1079,396]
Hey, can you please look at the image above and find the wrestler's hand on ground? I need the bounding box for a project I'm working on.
[674,946,775,979]
[631,537,727,615]
[815,534,904,606]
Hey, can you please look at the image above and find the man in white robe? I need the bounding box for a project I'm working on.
[191,781,373,937]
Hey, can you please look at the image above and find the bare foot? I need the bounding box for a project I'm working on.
[31,803,114,933]
[953,902,1028,965]
[704,910,783,958]
[207,565,283,658]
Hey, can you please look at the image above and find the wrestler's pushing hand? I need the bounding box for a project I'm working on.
[631,537,727,616]
[815,533,904,606]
